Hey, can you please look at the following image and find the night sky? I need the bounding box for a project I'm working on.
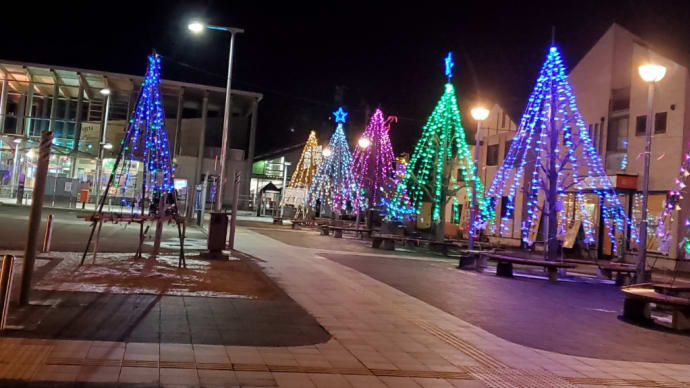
[2,1,689,156]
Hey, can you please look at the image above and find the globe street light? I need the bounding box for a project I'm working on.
[636,62,666,283]
[188,20,244,212]
[322,147,332,157]
[468,106,490,251]
[358,137,371,149]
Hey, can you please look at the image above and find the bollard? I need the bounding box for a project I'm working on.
[0,255,15,330]
[41,214,54,253]
[228,171,241,251]
[20,131,53,305]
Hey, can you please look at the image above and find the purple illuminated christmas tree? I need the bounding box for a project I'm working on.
[486,45,636,260]
[352,109,395,212]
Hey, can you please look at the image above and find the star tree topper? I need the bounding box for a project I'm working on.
[333,106,348,123]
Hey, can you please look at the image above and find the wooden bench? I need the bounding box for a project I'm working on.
[371,234,428,250]
[329,226,373,239]
[479,252,576,282]
[622,284,690,330]
[597,261,637,286]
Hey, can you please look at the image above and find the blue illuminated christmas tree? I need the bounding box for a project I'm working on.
[111,53,174,213]
[486,46,636,259]
[307,107,358,213]
[388,53,492,239]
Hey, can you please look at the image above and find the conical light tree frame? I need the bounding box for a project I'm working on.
[111,53,174,212]
[307,107,358,212]
[288,130,321,189]
[486,45,637,255]
[389,53,492,229]
[352,108,395,211]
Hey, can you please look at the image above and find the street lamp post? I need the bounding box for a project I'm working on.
[355,137,371,227]
[469,107,489,250]
[636,63,666,283]
[94,88,111,207]
[188,21,244,212]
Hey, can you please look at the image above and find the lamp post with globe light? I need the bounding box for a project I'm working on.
[469,106,489,250]
[94,87,111,206]
[637,63,666,282]
[355,137,372,227]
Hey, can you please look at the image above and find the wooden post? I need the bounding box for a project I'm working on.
[151,195,165,259]
[20,131,53,305]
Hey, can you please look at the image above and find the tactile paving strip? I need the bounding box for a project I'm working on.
[564,377,687,387]
[467,366,577,388]
[414,320,508,369]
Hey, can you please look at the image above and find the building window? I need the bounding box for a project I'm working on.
[501,112,507,128]
[607,116,629,151]
[486,144,499,166]
[504,140,512,159]
[593,123,599,149]
[655,112,667,134]
[500,196,513,219]
[456,167,465,181]
[453,204,462,225]
[588,124,593,138]
[635,115,646,136]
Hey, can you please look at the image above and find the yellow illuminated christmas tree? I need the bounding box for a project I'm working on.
[282,130,321,207]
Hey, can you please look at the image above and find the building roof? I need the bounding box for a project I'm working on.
[0,58,263,103]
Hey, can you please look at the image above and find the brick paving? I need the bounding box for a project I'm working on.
[5,291,329,346]
[0,227,688,387]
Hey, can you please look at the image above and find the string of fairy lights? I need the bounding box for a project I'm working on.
[486,46,637,253]
[112,53,174,213]
[351,108,395,211]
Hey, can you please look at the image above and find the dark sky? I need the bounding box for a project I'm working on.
[2,1,689,155]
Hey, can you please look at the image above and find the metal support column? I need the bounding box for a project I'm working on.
[173,88,184,157]
[70,79,84,178]
[48,76,59,132]
[244,99,258,197]
[0,77,8,131]
[190,91,208,220]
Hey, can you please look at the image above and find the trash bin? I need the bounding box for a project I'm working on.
[208,212,229,253]
[80,189,90,207]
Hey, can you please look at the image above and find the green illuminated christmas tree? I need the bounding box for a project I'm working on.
[389,53,493,239]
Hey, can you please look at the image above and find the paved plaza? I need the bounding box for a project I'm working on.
[0,220,689,386]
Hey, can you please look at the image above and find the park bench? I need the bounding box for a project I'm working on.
[479,252,576,282]
[597,261,637,286]
[371,234,428,250]
[427,241,463,256]
[329,226,373,239]
[622,284,690,330]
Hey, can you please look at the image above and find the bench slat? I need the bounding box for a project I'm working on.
[622,287,690,306]
[480,253,576,268]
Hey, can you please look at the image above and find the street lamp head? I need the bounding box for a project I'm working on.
[188,21,205,33]
[103,143,113,150]
[471,107,490,121]
[322,148,332,157]
[99,88,111,95]
[639,64,666,83]
[13,138,22,143]
[358,137,371,149]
